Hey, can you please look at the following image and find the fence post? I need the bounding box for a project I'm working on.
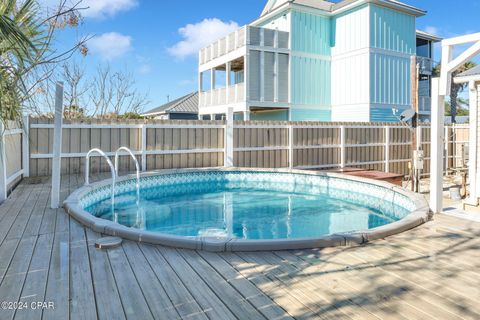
[288,125,294,169]
[340,126,346,168]
[224,107,234,167]
[51,82,64,209]
[0,122,7,203]
[385,126,390,173]
[141,124,147,171]
[22,116,30,177]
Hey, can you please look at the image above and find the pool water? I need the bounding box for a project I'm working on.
[85,182,410,240]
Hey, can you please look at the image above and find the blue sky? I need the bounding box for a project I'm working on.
[54,0,480,112]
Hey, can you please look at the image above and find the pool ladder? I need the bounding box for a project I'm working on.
[85,147,141,222]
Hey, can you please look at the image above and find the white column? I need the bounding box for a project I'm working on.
[243,110,251,121]
[0,122,7,202]
[467,81,478,205]
[224,107,234,167]
[22,116,29,177]
[226,62,231,103]
[210,68,215,106]
[430,78,445,213]
[51,82,64,209]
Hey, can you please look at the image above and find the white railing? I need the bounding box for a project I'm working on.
[0,118,28,202]
[419,96,432,112]
[418,56,435,75]
[200,26,247,65]
[200,83,245,108]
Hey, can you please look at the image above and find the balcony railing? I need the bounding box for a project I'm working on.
[199,83,245,108]
[417,57,435,75]
[199,26,290,66]
[419,96,432,113]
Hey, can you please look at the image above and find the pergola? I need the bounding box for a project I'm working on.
[430,32,480,213]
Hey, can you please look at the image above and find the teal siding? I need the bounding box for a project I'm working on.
[291,56,331,106]
[251,110,289,121]
[370,107,408,122]
[370,4,416,54]
[291,11,331,55]
[291,109,331,121]
[370,53,411,106]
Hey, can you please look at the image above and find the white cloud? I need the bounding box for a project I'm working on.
[424,26,440,36]
[137,64,152,75]
[40,0,137,19]
[82,0,138,18]
[88,32,132,60]
[168,18,239,59]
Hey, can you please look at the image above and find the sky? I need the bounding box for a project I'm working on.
[51,0,480,113]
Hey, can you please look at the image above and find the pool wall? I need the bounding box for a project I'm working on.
[64,168,431,252]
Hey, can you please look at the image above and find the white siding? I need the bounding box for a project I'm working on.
[331,5,370,56]
[331,53,370,107]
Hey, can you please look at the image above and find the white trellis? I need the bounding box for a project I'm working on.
[431,32,480,213]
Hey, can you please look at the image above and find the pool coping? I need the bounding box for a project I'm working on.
[63,167,431,252]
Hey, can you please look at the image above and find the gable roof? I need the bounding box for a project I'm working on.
[142,92,198,116]
[260,0,425,17]
[456,65,480,78]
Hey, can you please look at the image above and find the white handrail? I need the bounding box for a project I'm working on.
[114,147,141,208]
[85,148,116,213]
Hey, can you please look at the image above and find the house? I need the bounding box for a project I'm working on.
[416,30,442,121]
[142,92,198,120]
[198,0,440,122]
[455,64,480,205]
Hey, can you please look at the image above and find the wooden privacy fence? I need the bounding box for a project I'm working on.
[0,119,29,201]
[26,118,469,177]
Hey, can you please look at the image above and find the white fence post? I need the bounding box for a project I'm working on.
[430,78,445,214]
[0,122,7,202]
[224,107,234,167]
[288,125,294,169]
[22,116,29,177]
[51,82,64,209]
[141,124,147,171]
[385,126,390,173]
[340,126,346,168]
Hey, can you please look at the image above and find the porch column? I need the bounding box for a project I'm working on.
[244,110,251,121]
[226,62,231,105]
[467,81,479,205]
[430,78,445,213]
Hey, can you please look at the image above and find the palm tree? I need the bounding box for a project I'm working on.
[434,61,478,123]
[0,0,41,125]
[449,61,477,123]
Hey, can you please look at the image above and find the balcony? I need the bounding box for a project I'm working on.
[419,96,432,113]
[417,56,435,75]
[199,26,290,69]
[199,83,245,108]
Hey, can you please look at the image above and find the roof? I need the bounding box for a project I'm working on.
[416,30,442,42]
[261,0,426,17]
[142,92,198,116]
[456,65,480,78]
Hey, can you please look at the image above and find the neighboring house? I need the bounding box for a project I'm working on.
[142,92,198,120]
[198,0,440,122]
[416,30,442,121]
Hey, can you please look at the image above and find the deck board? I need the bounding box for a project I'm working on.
[0,175,479,320]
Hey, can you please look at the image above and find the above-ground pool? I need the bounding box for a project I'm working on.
[64,168,430,252]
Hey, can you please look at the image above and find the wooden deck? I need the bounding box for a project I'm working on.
[0,175,479,320]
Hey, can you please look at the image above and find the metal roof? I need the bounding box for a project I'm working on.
[456,65,480,78]
[416,30,442,42]
[142,92,198,116]
[261,0,425,17]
